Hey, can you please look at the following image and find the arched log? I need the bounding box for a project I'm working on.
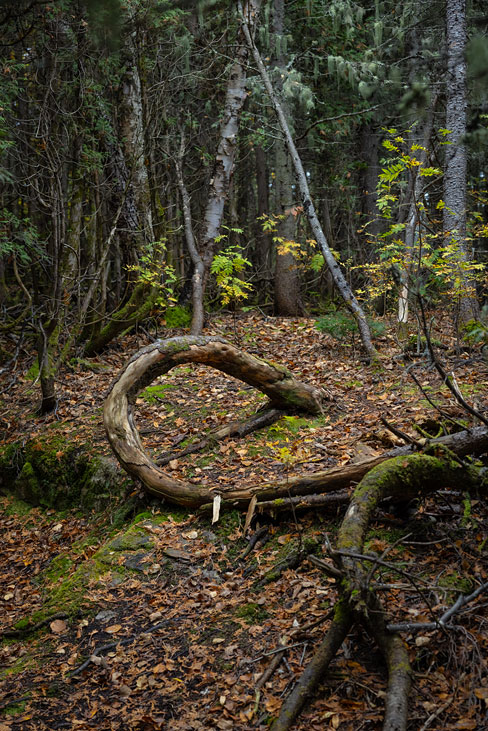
[103,336,329,507]
[104,336,488,509]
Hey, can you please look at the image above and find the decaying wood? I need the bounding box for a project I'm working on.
[104,336,329,506]
[156,407,283,466]
[272,449,484,731]
[104,335,488,508]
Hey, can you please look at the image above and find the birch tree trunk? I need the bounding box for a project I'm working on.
[397,97,437,339]
[241,13,377,360]
[182,0,262,335]
[444,0,478,324]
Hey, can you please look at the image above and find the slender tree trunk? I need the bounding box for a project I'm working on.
[176,136,205,335]
[241,14,377,360]
[272,0,303,316]
[444,0,478,323]
[254,145,272,288]
[186,0,262,334]
[397,97,437,339]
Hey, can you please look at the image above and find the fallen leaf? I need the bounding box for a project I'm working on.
[106,624,122,634]
[50,619,67,634]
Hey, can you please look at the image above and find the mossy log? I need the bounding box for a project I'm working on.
[271,449,483,731]
[104,336,329,507]
[104,335,488,508]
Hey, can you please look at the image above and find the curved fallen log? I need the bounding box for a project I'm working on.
[104,336,329,507]
[104,336,488,508]
[271,448,484,731]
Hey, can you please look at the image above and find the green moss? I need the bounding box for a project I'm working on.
[43,555,74,583]
[140,383,176,404]
[235,602,268,624]
[438,573,473,594]
[3,496,32,517]
[214,509,241,537]
[2,700,27,716]
[0,442,24,486]
[16,461,41,503]
[13,617,30,630]
[26,360,39,381]
[2,432,127,511]
[164,305,192,328]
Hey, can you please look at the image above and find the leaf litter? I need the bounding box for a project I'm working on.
[0,313,487,729]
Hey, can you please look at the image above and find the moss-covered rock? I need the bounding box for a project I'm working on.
[0,432,129,511]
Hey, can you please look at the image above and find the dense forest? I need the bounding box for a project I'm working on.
[0,0,486,406]
[1,1,488,730]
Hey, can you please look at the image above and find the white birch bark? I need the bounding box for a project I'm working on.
[183,0,262,334]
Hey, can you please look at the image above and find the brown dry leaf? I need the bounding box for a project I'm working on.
[50,619,67,633]
[474,687,488,700]
[106,624,122,634]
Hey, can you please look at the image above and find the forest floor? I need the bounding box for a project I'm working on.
[0,313,488,730]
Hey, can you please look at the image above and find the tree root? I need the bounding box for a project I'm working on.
[271,448,484,731]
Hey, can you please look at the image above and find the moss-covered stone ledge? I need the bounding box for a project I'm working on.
[0,431,130,511]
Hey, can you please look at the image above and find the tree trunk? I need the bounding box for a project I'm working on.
[185,0,262,334]
[398,98,436,339]
[444,0,478,323]
[272,0,303,316]
[241,15,377,360]
[254,145,272,290]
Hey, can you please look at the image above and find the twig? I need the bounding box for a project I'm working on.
[0,694,32,713]
[296,103,382,140]
[256,490,351,513]
[387,581,488,633]
[418,695,455,731]
[408,368,469,432]
[70,619,171,678]
[332,548,440,626]
[156,408,284,466]
[252,642,306,663]
[418,297,488,427]
[308,554,343,579]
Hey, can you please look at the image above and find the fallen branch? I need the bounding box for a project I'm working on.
[105,336,488,509]
[387,580,488,633]
[256,489,351,514]
[270,600,353,731]
[271,447,484,731]
[156,407,283,466]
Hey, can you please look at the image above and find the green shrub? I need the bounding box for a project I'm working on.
[316,310,386,341]
[164,305,191,329]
